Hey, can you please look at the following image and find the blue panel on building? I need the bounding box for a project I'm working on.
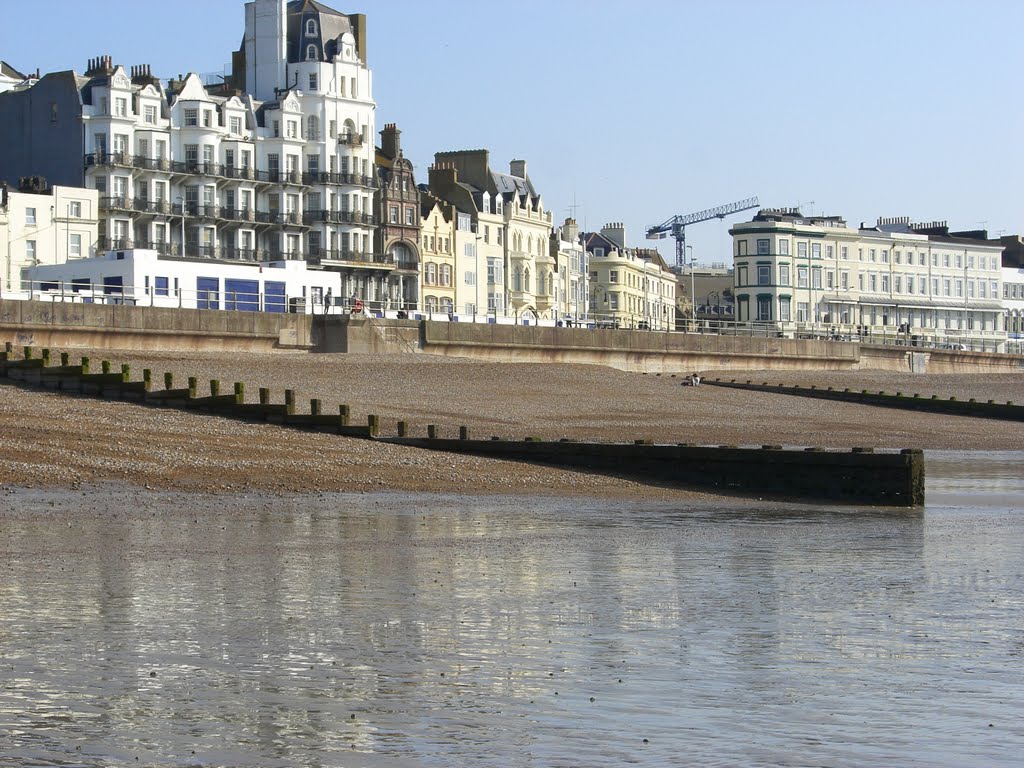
[264,281,286,313]
[197,277,219,310]
[224,279,260,312]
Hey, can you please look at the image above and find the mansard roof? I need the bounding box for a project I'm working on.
[287,0,357,62]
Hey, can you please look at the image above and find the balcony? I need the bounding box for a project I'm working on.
[221,248,259,262]
[302,209,375,226]
[338,133,364,147]
[320,249,395,267]
[302,171,376,188]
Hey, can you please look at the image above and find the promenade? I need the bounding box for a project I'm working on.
[1,349,1021,498]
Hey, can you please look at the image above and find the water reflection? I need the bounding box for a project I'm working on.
[0,454,1022,766]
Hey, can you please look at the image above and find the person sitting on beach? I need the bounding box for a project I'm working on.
[688,373,701,387]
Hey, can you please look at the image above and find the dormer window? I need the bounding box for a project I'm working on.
[306,44,318,61]
[306,19,317,36]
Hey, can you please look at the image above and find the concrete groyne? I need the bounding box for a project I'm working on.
[1,343,924,506]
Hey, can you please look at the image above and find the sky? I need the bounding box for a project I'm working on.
[2,0,1022,266]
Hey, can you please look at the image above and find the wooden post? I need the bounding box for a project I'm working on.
[187,376,197,398]
[459,426,469,440]
[259,387,270,405]
[23,346,32,360]
[397,420,408,437]
[367,415,379,437]
[143,369,152,390]
[41,349,51,366]
[60,352,69,367]
[164,371,173,390]
[81,356,90,375]
[210,379,220,396]
[339,404,350,426]
[427,424,437,439]
[234,382,245,402]
[310,398,322,416]
[284,389,295,415]
[101,360,111,374]
[120,364,130,381]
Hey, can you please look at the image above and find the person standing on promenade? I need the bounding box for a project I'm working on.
[324,288,333,315]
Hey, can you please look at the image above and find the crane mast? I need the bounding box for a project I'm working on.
[646,196,760,269]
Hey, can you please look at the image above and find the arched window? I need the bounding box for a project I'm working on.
[425,263,437,285]
[307,115,319,141]
[306,19,317,36]
[524,268,531,292]
[306,44,318,61]
[441,264,452,286]
[513,267,522,291]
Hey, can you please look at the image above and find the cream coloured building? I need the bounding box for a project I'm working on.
[584,223,676,330]
[418,190,456,314]
[729,209,1006,349]
[0,181,99,294]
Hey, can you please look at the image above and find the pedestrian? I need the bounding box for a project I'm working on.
[324,288,332,314]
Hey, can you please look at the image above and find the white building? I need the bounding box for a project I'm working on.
[552,217,588,323]
[0,181,99,295]
[730,209,1006,350]
[0,1,384,304]
[24,248,339,313]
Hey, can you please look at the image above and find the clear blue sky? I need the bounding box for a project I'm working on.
[3,0,1021,265]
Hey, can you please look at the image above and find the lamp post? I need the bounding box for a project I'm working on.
[685,245,695,326]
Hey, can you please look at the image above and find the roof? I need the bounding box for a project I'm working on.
[1,60,27,79]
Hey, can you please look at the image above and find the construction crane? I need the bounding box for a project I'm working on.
[646,196,760,269]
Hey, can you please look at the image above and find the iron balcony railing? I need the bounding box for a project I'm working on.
[301,171,376,188]
[302,209,375,225]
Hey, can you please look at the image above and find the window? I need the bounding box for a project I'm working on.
[797,266,808,288]
[144,105,156,124]
[812,269,822,289]
[811,243,821,259]
[798,242,807,258]
[796,302,809,322]
[943,278,951,297]
[26,240,36,262]
[405,207,414,225]
[779,239,790,255]
[779,264,790,286]
[943,253,950,268]
[306,18,317,35]
[756,239,770,255]
[441,265,452,287]
[757,265,770,285]
[229,116,241,134]
[881,249,889,263]
[881,274,889,293]
[69,234,82,257]
[425,263,437,284]
[840,271,849,290]
[737,240,748,256]
[841,246,848,260]
[287,120,297,138]
[203,110,212,128]
[184,108,198,126]
[779,297,791,322]
[68,201,81,218]
[869,249,876,262]
[756,296,772,321]
[308,73,318,92]
[609,270,619,283]
[827,245,834,259]
[390,206,398,224]
[155,276,169,296]
[464,271,475,286]
[307,44,317,61]
[307,115,318,140]
[25,207,37,225]
[115,97,127,117]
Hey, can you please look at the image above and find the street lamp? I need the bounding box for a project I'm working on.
[685,245,695,323]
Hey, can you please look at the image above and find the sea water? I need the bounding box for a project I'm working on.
[0,452,1021,767]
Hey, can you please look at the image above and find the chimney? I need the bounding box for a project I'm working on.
[562,217,579,241]
[601,221,626,250]
[380,123,400,159]
[509,159,527,179]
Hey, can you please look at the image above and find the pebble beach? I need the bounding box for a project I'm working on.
[1,348,1022,499]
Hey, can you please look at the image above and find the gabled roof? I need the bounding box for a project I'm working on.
[1,61,27,80]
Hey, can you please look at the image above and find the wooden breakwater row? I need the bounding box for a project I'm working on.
[705,377,1023,422]
[0,343,925,506]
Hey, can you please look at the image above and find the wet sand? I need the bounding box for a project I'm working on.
[2,349,1022,498]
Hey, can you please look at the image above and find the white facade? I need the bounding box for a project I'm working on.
[74,0,380,304]
[730,210,1006,349]
[24,249,340,313]
[0,184,99,294]
[553,218,588,322]
[1002,266,1024,353]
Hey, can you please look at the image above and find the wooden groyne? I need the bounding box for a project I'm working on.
[706,377,1023,422]
[1,344,925,506]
